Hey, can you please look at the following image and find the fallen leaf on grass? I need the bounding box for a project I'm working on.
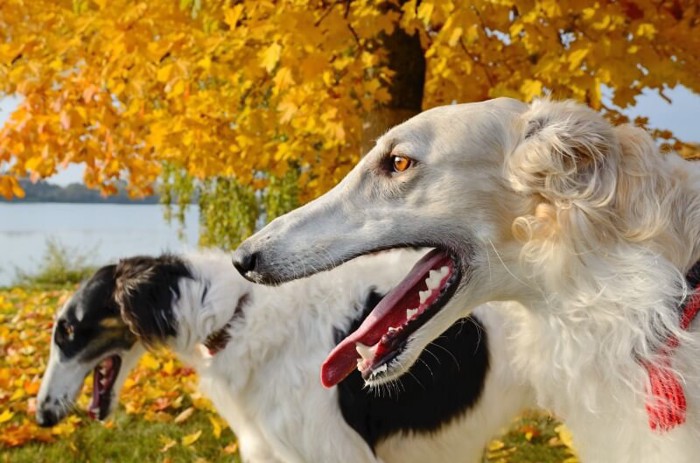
[159,435,177,453]
[181,429,202,446]
[209,414,222,438]
[223,442,239,455]
[101,419,114,429]
[0,409,14,423]
[26,398,37,415]
[556,424,576,450]
[173,406,194,424]
[520,424,541,441]
[487,440,505,451]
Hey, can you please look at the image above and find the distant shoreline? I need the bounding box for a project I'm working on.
[0,200,163,205]
[0,179,162,204]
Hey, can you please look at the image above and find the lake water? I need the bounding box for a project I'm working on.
[0,203,200,286]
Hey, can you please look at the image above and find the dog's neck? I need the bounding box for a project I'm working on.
[166,255,254,359]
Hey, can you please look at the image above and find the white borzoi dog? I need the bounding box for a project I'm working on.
[36,249,533,463]
[233,98,700,463]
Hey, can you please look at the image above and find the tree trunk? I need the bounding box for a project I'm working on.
[361,16,426,154]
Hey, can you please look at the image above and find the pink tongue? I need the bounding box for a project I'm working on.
[320,249,452,388]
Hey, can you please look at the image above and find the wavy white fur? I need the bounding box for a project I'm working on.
[234,98,700,463]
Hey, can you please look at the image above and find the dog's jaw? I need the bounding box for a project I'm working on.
[321,249,463,387]
[89,355,122,420]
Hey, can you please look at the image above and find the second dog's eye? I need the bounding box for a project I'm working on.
[55,319,75,345]
[392,155,413,173]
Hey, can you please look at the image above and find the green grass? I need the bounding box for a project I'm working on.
[484,412,576,462]
[3,410,240,463]
[3,410,575,463]
[11,238,97,288]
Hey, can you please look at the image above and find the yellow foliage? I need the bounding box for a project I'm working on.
[0,0,698,201]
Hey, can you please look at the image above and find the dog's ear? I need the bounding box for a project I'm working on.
[507,99,620,207]
[114,255,192,347]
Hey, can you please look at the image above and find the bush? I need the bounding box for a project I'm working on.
[13,238,98,287]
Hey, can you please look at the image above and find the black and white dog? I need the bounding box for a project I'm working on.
[36,249,533,463]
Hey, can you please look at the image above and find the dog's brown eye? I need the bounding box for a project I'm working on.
[56,319,74,340]
[392,155,413,173]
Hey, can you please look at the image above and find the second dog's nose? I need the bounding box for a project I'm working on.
[232,249,258,277]
[36,408,58,428]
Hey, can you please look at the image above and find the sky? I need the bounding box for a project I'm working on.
[1,87,699,186]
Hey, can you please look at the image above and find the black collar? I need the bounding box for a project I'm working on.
[203,292,250,355]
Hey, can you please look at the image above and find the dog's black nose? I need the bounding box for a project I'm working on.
[232,249,259,276]
[36,409,59,428]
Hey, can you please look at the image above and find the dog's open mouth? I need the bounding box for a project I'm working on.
[88,355,121,420]
[321,248,460,388]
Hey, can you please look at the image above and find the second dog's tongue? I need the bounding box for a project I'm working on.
[321,249,448,388]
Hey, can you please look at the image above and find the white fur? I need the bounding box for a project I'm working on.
[172,251,534,463]
[237,98,700,462]
[39,249,534,463]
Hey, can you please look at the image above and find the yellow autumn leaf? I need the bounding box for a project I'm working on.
[556,424,579,456]
[10,179,25,199]
[568,48,589,71]
[9,388,25,401]
[447,27,463,47]
[208,415,223,439]
[277,100,299,124]
[0,409,14,423]
[163,359,175,375]
[487,439,505,451]
[636,23,657,39]
[224,4,244,29]
[273,67,295,93]
[181,430,202,447]
[416,1,434,26]
[520,79,543,101]
[140,354,160,370]
[24,156,43,172]
[260,43,282,73]
[156,64,174,83]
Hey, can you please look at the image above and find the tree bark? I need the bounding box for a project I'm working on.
[361,14,426,154]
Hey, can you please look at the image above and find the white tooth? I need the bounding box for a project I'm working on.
[439,265,450,277]
[387,326,398,334]
[356,343,373,361]
[426,275,441,290]
[419,290,431,304]
[100,378,108,387]
[406,308,418,319]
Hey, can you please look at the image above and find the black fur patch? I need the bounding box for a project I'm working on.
[54,265,136,361]
[114,255,192,347]
[336,290,490,450]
